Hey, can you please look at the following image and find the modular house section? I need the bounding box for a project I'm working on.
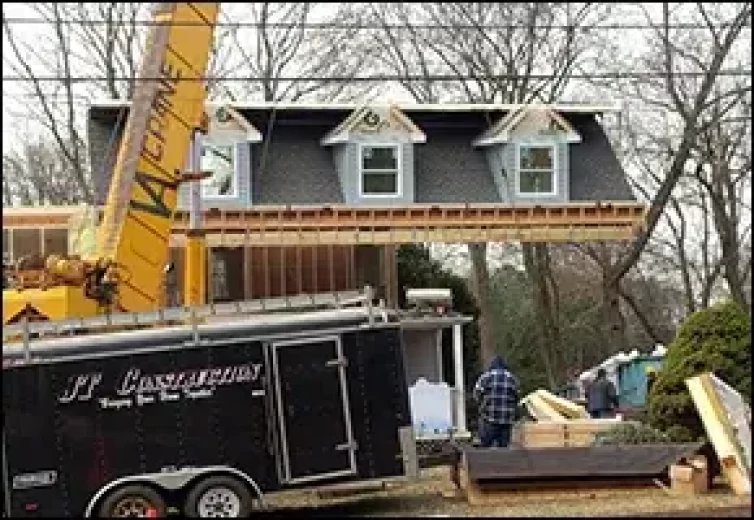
[86,102,636,210]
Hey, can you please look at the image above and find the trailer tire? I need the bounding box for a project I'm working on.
[183,475,255,518]
[97,484,167,518]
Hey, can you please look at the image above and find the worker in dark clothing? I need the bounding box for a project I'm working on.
[473,355,520,448]
[587,368,619,419]
[645,366,658,398]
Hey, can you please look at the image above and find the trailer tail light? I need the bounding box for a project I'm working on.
[24,503,39,512]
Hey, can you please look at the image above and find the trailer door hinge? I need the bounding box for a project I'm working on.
[335,441,358,452]
[326,358,348,368]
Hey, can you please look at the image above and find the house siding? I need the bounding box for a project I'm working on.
[341,140,415,206]
[177,142,253,210]
[484,147,510,201]
[87,115,124,205]
[333,144,349,196]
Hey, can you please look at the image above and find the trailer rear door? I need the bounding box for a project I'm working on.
[271,336,357,485]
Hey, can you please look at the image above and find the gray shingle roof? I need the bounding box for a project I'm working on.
[566,114,635,201]
[251,126,344,204]
[86,105,635,206]
[414,126,501,203]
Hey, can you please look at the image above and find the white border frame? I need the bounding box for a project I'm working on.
[358,143,403,198]
[515,142,558,197]
[200,139,242,200]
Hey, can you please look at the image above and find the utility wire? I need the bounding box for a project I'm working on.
[3,17,751,31]
[3,71,751,83]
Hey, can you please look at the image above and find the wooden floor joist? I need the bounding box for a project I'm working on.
[3,202,647,246]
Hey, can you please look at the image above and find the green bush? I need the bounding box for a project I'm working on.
[647,301,751,442]
[593,422,672,445]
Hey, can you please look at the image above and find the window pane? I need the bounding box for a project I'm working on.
[520,146,553,170]
[362,146,398,170]
[519,170,554,193]
[201,143,235,197]
[363,172,398,194]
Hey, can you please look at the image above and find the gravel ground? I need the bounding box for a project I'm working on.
[257,467,752,517]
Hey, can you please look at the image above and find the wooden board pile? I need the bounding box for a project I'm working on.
[515,389,631,448]
[686,372,751,496]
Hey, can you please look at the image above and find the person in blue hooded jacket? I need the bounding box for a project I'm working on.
[473,355,520,448]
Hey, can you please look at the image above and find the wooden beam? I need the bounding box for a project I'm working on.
[3,202,647,229]
[170,225,639,247]
[4,202,647,246]
[686,373,751,496]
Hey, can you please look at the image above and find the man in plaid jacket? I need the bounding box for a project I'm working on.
[473,355,520,448]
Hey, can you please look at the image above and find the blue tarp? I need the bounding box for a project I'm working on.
[618,356,664,408]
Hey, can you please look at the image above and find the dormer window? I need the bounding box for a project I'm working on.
[360,144,401,196]
[321,105,424,204]
[473,107,581,202]
[517,144,556,196]
[201,140,238,198]
[177,104,262,209]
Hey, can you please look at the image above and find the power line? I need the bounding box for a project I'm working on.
[3,17,751,31]
[3,71,751,83]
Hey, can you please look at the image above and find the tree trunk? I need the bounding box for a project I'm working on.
[719,224,748,308]
[468,242,496,367]
[522,243,561,388]
[618,284,664,345]
[601,275,629,356]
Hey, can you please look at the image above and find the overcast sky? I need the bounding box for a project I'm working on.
[1,2,667,149]
[2,3,750,283]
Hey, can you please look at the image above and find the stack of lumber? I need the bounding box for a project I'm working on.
[515,389,628,448]
[686,372,751,496]
[514,419,628,448]
[521,389,590,421]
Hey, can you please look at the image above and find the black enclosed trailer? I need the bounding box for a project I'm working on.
[2,306,418,518]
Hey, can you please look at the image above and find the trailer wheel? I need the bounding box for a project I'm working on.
[97,484,167,518]
[183,475,255,518]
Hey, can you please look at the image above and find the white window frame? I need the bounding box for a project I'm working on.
[358,143,403,198]
[200,138,241,200]
[515,142,558,197]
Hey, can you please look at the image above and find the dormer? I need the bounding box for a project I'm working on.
[321,105,426,205]
[178,105,262,209]
[473,107,581,202]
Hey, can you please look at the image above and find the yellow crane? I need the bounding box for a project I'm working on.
[3,2,219,325]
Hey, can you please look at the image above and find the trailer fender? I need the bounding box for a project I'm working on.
[83,466,264,517]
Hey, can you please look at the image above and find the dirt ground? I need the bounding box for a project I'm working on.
[258,467,752,517]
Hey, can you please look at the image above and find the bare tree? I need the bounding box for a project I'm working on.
[65,2,146,100]
[368,2,612,379]
[225,3,374,102]
[582,2,751,346]
[1,2,167,204]
[693,92,752,307]
[3,4,92,203]
[3,139,86,206]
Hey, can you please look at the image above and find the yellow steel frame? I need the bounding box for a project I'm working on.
[2,3,219,324]
[3,286,102,325]
[183,230,208,307]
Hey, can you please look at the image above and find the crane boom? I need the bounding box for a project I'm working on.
[2,2,219,324]
[97,2,218,312]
